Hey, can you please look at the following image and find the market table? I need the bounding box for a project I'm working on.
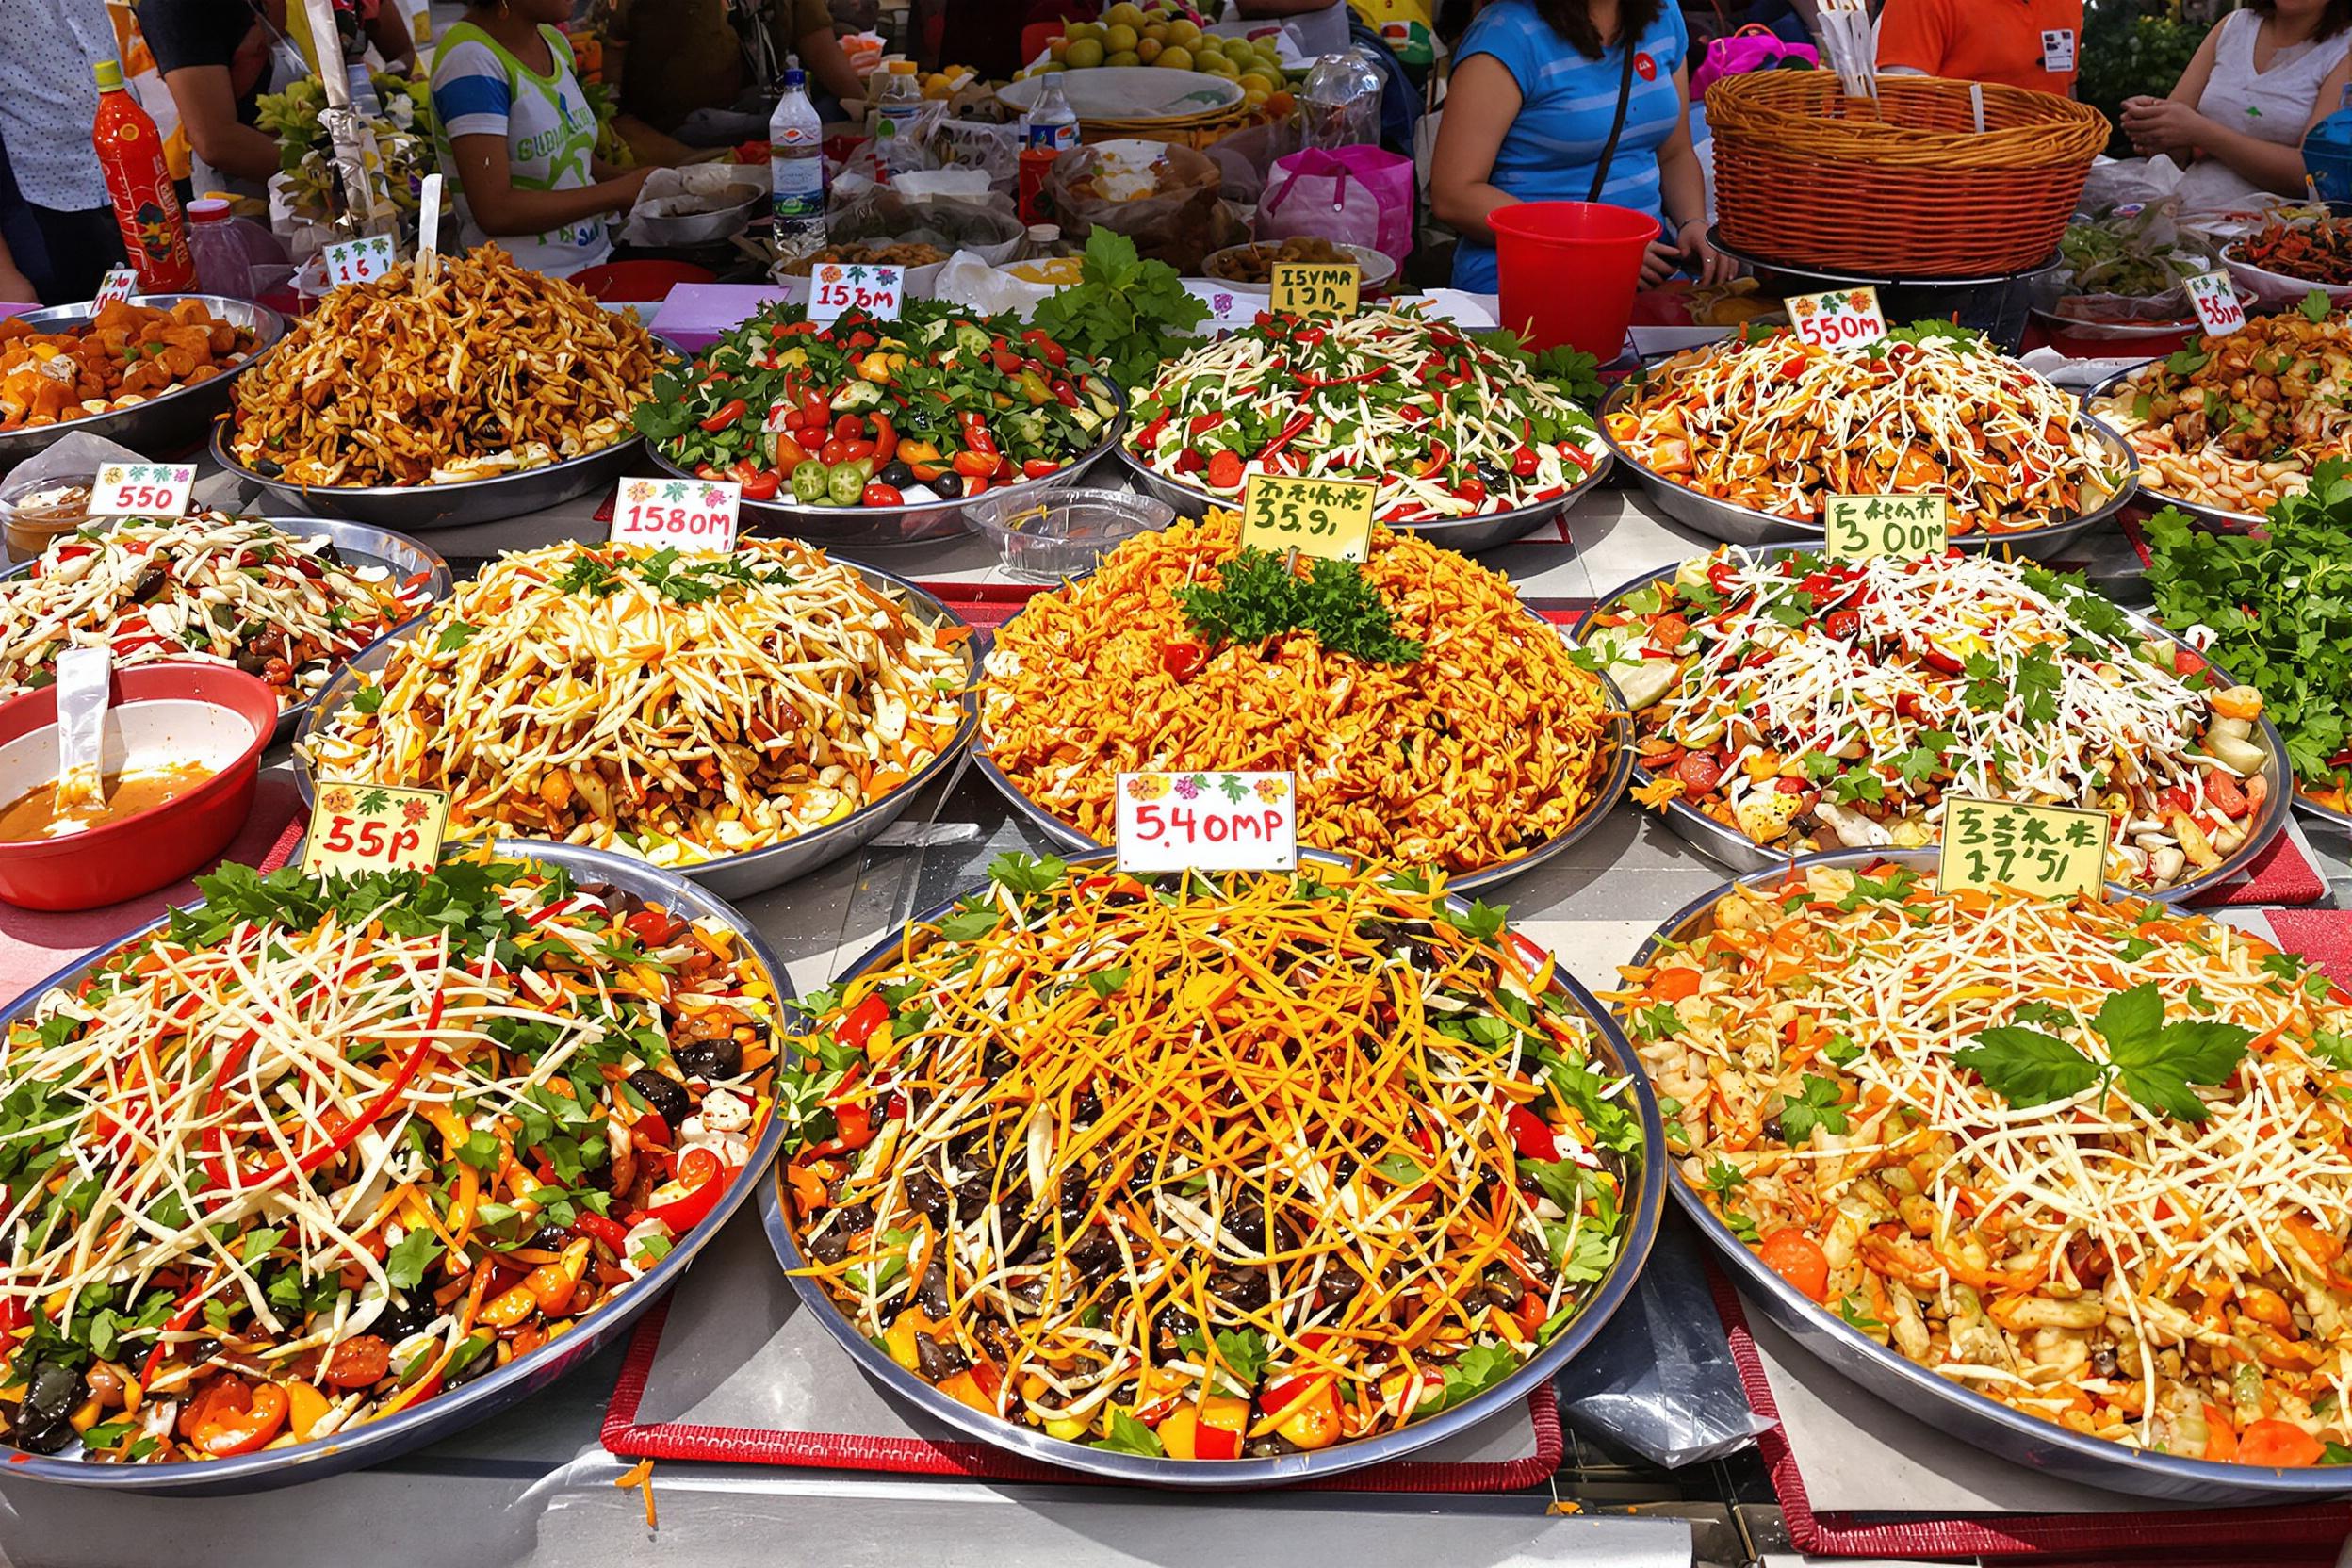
[2,459,2343,1568]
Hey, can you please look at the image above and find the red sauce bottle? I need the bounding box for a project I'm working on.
[92,59,195,293]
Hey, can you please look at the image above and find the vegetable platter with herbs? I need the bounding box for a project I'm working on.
[634,302,1123,510]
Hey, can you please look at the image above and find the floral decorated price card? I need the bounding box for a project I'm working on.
[93,267,139,306]
[323,234,397,288]
[808,262,904,325]
[1116,771,1298,873]
[1822,494,1947,561]
[1937,797,2110,899]
[612,477,741,552]
[90,463,195,517]
[1270,261,1360,318]
[303,782,449,878]
[1183,280,1258,331]
[1788,286,1888,351]
[1239,473,1376,563]
[2183,270,2246,337]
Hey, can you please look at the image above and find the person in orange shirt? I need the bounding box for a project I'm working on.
[1876,0,2084,97]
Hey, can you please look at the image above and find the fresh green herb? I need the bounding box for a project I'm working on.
[1778,1074,1851,1142]
[1086,964,1132,999]
[1957,981,2253,1121]
[1174,547,1423,665]
[1028,228,1210,391]
[1091,1408,1167,1456]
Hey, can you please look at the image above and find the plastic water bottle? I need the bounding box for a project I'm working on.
[769,61,826,258]
[1021,73,1079,154]
[874,60,923,180]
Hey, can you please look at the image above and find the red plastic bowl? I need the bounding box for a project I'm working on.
[0,662,277,911]
[569,259,716,305]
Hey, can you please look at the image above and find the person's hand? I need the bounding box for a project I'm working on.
[0,264,34,304]
[2120,97,2208,157]
[1641,237,1681,286]
[606,163,660,213]
[1676,220,1738,286]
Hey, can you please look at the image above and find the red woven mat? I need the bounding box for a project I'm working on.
[600,1298,1561,1493]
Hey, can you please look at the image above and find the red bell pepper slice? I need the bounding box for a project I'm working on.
[699,398,748,432]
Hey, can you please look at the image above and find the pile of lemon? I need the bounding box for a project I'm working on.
[1041,3,1290,110]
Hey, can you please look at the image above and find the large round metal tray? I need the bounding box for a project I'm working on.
[0,294,286,474]
[1595,380,2141,557]
[970,570,1634,894]
[1628,846,2352,1505]
[0,839,786,1494]
[1111,441,1612,555]
[294,554,978,899]
[1570,544,2293,904]
[0,514,453,746]
[760,846,1666,1489]
[2081,362,2268,531]
[210,420,645,532]
[2300,790,2352,833]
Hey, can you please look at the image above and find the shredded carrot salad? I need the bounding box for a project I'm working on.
[1618,859,2352,1466]
[0,856,774,1465]
[778,855,1645,1460]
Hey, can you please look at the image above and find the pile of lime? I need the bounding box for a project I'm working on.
[1037,2,1291,110]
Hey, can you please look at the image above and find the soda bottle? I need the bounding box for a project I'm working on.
[1021,73,1080,155]
[92,59,195,292]
[770,60,827,261]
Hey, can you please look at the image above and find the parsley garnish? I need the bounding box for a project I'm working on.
[1955,981,2253,1121]
[1091,1408,1166,1456]
[1778,1074,1850,1142]
[1174,548,1423,665]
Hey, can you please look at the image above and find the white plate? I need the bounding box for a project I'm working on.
[998,66,1244,124]
[1198,240,1398,295]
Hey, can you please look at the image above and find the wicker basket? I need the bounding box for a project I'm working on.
[1079,104,1256,150]
[1707,74,2108,277]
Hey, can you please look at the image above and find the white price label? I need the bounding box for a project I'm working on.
[612,476,741,552]
[90,463,195,518]
[1115,771,1298,874]
[2184,270,2246,337]
[323,234,397,288]
[1183,280,1258,332]
[1788,286,1889,351]
[93,268,139,306]
[808,262,903,326]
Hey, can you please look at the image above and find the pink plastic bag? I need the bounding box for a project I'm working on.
[1690,24,1818,103]
[1258,147,1414,274]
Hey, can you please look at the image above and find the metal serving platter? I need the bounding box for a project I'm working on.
[210,421,645,532]
[294,555,978,899]
[0,514,453,746]
[1595,380,2141,558]
[1569,545,2294,904]
[0,294,286,474]
[1628,846,2352,1504]
[2293,787,2352,834]
[969,575,1634,894]
[760,847,1666,1489]
[0,839,786,1494]
[2081,362,2267,531]
[1111,441,1612,555]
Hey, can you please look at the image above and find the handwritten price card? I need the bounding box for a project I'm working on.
[1788,286,1888,351]
[1183,281,1258,333]
[93,268,140,306]
[1116,771,1298,874]
[303,782,450,878]
[612,477,741,552]
[808,262,903,326]
[2183,270,2246,337]
[90,463,195,518]
[1823,495,1948,561]
[1239,474,1376,563]
[1937,797,2111,900]
[323,234,398,288]
[1270,261,1360,318]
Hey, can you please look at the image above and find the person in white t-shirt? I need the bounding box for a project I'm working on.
[1233,0,1354,58]
[2120,0,2352,212]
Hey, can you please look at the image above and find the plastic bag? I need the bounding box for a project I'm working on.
[822,179,1027,267]
[925,118,1021,193]
[621,166,767,249]
[1299,50,1383,151]
[1045,142,1241,273]
[1259,147,1414,273]
[1204,118,1303,206]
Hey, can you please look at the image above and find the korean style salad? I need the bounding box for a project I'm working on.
[633,302,1122,508]
[0,856,774,1464]
[778,856,1647,1460]
[1576,547,2276,894]
[1125,309,1609,521]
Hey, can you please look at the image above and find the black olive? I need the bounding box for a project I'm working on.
[1226,1199,1267,1253]
[879,460,914,488]
[809,1226,852,1264]
[253,457,283,477]
[933,473,963,499]
[317,543,346,566]
[1761,1114,1787,1143]
[378,1293,438,1344]
[1208,1267,1271,1310]
[1067,1227,1121,1282]
[673,1033,742,1082]
[1153,1302,1196,1345]
[1056,1168,1090,1227]
[1318,1258,1363,1303]
[2090,1346,2119,1378]
[234,646,273,675]
[902,1167,949,1224]
[917,1262,951,1317]
[626,1068,690,1127]
[914,1334,951,1381]
[1476,458,1508,487]
[11,1361,86,1454]
[129,564,167,602]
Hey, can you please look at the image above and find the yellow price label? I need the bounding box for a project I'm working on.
[1239,473,1376,563]
[1823,495,1948,561]
[1936,797,2111,900]
[1269,261,1360,318]
[302,781,451,879]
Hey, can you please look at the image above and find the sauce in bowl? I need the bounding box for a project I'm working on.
[0,759,218,841]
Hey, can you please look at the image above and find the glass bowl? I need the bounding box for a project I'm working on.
[965,486,1175,581]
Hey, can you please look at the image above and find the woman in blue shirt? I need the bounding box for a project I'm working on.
[1430,0,1732,292]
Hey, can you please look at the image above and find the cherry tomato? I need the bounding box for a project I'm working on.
[1205,449,1245,490]
[1158,639,1206,680]
[833,413,864,442]
[1676,752,1726,793]
[862,482,904,507]
[1822,609,1861,641]
[1757,1229,1832,1302]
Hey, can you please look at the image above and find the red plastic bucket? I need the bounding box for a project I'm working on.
[1491,202,1659,358]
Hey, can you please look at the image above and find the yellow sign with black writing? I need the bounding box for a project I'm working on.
[1269,260,1360,318]
[1823,495,1948,561]
[1936,797,2111,899]
[1239,473,1376,563]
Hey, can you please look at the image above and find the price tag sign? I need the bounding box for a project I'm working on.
[808,262,904,325]
[1239,473,1376,563]
[323,234,397,288]
[302,781,450,879]
[90,463,195,518]
[2184,270,2246,337]
[1822,494,1948,561]
[1937,797,2111,900]
[1788,286,1888,351]
[612,476,741,552]
[1116,771,1298,874]
[1270,261,1360,318]
[93,267,139,306]
[1183,280,1259,332]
